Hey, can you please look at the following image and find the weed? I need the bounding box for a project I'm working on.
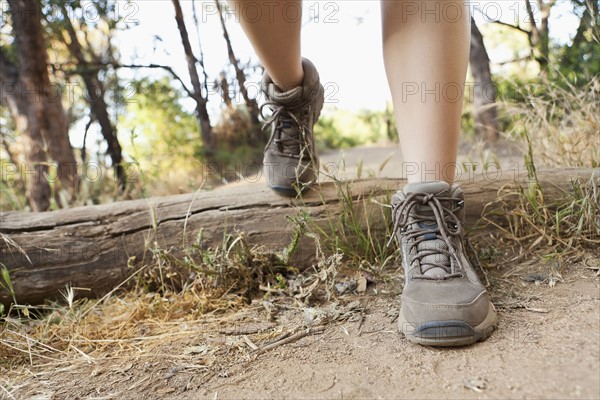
[502,77,600,169]
[309,177,399,277]
[483,172,599,264]
[0,264,16,319]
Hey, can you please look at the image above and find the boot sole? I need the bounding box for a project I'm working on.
[268,184,308,197]
[398,303,497,347]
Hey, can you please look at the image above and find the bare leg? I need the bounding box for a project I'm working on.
[381,0,470,184]
[229,0,304,89]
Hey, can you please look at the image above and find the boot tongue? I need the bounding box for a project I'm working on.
[403,181,451,279]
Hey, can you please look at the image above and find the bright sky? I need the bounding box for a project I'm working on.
[112,0,579,115]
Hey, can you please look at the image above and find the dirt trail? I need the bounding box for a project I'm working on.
[189,269,600,400]
[8,263,599,399]
[205,281,600,399]
[319,140,524,180]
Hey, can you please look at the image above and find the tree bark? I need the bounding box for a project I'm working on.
[2,7,50,211]
[216,0,260,126]
[525,0,552,76]
[58,5,125,189]
[171,0,215,153]
[191,0,210,97]
[7,0,79,210]
[469,18,499,142]
[536,0,552,75]
[0,168,595,306]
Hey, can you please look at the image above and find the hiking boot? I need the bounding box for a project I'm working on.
[261,58,324,196]
[390,181,497,346]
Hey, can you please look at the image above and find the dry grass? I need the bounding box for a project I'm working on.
[0,236,364,398]
[0,210,353,376]
[312,177,399,277]
[502,77,600,168]
[488,77,599,260]
[481,175,599,263]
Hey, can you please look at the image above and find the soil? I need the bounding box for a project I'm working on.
[5,257,599,400]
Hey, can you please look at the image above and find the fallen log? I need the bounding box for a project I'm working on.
[0,168,596,305]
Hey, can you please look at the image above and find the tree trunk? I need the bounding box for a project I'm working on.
[191,0,211,97]
[2,6,50,211]
[171,0,215,153]
[215,0,260,126]
[537,0,551,75]
[0,168,594,306]
[0,50,29,165]
[0,60,30,207]
[469,17,499,142]
[7,0,79,210]
[525,0,552,77]
[59,5,125,189]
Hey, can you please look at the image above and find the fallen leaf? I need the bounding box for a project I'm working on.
[356,277,367,293]
[520,273,548,283]
[525,307,549,313]
[335,280,357,295]
[464,377,487,392]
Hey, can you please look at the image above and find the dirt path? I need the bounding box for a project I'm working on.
[189,269,600,400]
[7,261,598,399]
[319,140,523,181]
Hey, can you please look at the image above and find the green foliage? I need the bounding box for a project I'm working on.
[309,180,398,274]
[460,102,476,140]
[119,77,204,194]
[0,264,16,318]
[313,108,396,151]
[210,105,265,179]
[554,1,600,86]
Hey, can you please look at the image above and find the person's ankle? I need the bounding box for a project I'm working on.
[272,68,304,91]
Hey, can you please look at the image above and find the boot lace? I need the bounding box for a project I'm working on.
[388,192,465,279]
[260,101,312,160]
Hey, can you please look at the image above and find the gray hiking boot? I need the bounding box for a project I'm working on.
[390,181,497,346]
[261,58,324,196]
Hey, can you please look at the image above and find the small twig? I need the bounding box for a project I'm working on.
[218,322,276,335]
[242,335,258,351]
[254,326,325,356]
[258,285,285,295]
[0,383,16,400]
[356,313,365,334]
[263,331,290,345]
[466,238,491,287]
[525,307,549,313]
